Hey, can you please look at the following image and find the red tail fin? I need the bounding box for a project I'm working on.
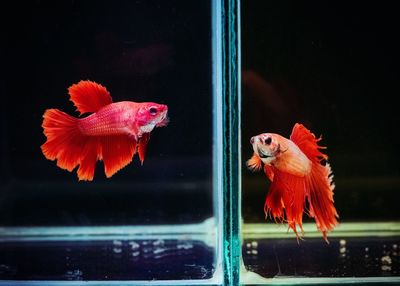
[41,109,137,181]
[290,123,338,241]
[41,109,94,179]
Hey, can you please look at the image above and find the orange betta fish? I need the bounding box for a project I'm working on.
[247,123,338,242]
[41,80,168,181]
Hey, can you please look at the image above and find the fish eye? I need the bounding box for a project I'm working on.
[149,107,158,115]
[264,137,272,145]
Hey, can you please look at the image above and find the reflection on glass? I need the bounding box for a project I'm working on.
[241,1,400,284]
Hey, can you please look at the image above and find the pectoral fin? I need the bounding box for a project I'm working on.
[138,133,151,165]
[246,153,263,172]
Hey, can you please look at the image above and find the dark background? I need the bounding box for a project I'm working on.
[0,0,213,225]
[2,0,399,227]
[242,1,400,222]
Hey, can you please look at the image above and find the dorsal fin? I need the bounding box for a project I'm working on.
[68,80,113,115]
[290,123,328,163]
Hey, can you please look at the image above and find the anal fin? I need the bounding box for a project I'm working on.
[265,170,306,239]
[77,138,100,181]
[101,135,137,178]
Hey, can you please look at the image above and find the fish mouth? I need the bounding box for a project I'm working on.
[257,147,272,159]
[156,115,169,127]
[257,143,281,159]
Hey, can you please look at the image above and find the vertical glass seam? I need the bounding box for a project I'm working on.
[212,0,224,284]
[222,0,241,285]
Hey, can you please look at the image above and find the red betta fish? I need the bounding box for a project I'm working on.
[41,80,169,181]
[247,123,338,242]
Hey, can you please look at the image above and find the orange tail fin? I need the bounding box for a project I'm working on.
[290,123,338,241]
[41,109,137,181]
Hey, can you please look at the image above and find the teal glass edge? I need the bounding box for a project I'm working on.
[220,0,241,285]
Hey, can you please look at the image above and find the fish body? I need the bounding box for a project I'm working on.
[247,123,338,241]
[77,101,167,138]
[41,80,168,181]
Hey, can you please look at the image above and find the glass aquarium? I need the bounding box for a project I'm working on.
[3,0,399,285]
[241,1,400,285]
[1,1,226,285]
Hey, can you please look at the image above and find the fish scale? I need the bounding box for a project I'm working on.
[78,102,136,137]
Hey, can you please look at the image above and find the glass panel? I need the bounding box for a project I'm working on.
[241,1,400,284]
[1,1,224,284]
